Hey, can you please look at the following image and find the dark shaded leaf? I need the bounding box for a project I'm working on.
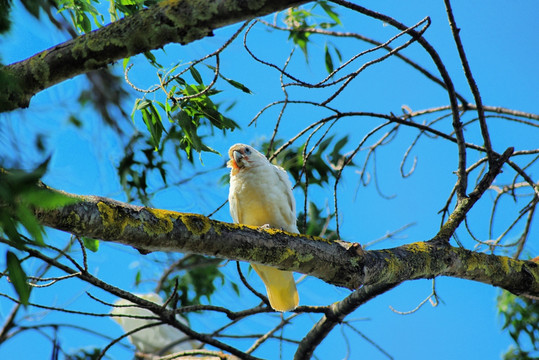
[324,43,334,74]
[6,251,31,306]
[190,66,203,85]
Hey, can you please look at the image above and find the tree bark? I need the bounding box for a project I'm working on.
[0,0,308,112]
[33,186,539,298]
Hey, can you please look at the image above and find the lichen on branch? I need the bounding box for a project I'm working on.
[0,0,309,112]
[32,186,539,298]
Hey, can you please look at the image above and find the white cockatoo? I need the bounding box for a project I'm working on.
[111,293,198,354]
[227,143,299,312]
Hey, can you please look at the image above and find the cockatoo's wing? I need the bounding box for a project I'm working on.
[273,164,298,233]
[229,184,241,224]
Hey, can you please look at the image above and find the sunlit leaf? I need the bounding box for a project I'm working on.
[82,237,100,252]
[223,78,252,94]
[318,1,342,25]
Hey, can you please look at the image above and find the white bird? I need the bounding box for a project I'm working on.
[111,293,198,354]
[228,143,299,312]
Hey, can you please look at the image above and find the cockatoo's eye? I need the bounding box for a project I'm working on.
[244,147,251,155]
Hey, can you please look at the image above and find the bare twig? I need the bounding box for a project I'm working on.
[444,0,494,166]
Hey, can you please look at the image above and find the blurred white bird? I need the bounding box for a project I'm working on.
[111,293,198,354]
[228,143,299,312]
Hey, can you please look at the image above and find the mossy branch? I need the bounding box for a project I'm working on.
[32,186,539,297]
[0,0,308,112]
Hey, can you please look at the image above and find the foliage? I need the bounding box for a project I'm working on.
[284,0,342,65]
[159,255,234,307]
[57,0,160,33]
[498,291,539,359]
[0,0,12,33]
[264,135,351,191]
[1,162,60,247]
[0,164,79,305]
[117,62,245,203]
[297,201,338,239]
[65,347,102,360]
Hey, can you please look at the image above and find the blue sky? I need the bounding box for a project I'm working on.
[1,0,538,359]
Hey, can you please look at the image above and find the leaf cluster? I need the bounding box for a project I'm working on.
[498,291,539,359]
[120,63,244,203]
[57,0,159,33]
[159,255,239,307]
[284,0,343,72]
[0,0,52,34]
[0,162,77,306]
[265,135,351,190]
[297,201,337,240]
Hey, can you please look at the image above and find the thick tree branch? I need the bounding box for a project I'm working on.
[31,186,539,298]
[0,0,308,112]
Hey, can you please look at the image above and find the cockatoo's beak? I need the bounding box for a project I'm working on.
[233,150,244,168]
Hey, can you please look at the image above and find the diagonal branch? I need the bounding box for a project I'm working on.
[0,238,262,360]
[433,147,514,243]
[29,185,539,298]
[294,282,398,360]
[0,0,309,112]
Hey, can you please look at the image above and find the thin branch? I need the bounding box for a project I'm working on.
[330,0,467,200]
[444,0,494,166]
[246,313,299,354]
[294,282,399,360]
[258,19,469,104]
[432,147,514,243]
[389,279,439,315]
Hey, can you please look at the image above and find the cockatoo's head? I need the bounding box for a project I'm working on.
[227,143,268,175]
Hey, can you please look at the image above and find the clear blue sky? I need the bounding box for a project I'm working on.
[1,0,538,359]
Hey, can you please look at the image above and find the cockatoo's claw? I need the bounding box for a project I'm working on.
[258,224,272,230]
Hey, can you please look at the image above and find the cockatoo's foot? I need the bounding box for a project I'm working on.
[258,224,286,232]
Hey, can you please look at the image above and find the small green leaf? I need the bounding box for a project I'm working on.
[141,102,164,150]
[231,281,240,296]
[175,77,187,86]
[144,51,162,68]
[82,237,99,252]
[22,189,79,209]
[135,270,142,286]
[190,66,203,85]
[16,206,44,245]
[324,43,334,74]
[319,1,342,25]
[136,99,152,110]
[6,251,31,306]
[224,78,252,94]
[333,46,343,62]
